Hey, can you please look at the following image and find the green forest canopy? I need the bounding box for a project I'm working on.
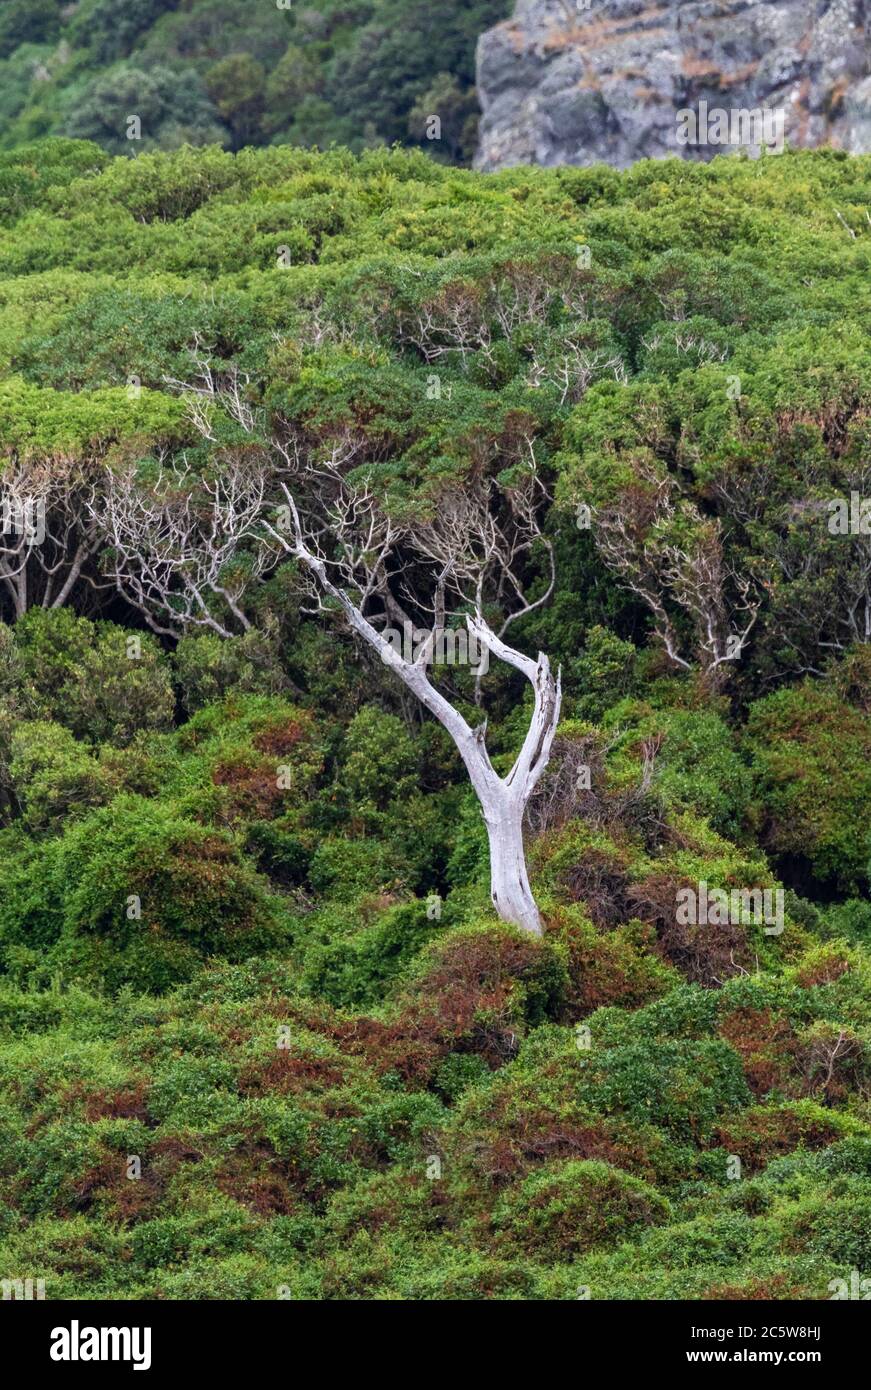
[0,0,508,163]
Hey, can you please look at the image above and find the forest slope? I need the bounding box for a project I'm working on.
[0,142,869,1299]
[0,0,508,163]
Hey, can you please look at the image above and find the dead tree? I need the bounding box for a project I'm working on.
[269,479,560,935]
[93,450,273,638]
[98,367,561,936]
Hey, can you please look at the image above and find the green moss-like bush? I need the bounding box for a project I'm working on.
[0,795,287,991]
[492,1158,671,1257]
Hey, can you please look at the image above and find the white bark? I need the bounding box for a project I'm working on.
[0,458,106,620]
[93,455,272,638]
[374,611,561,937]
[468,617,562,935]
[485,800,543,936]
[266,520,562,936]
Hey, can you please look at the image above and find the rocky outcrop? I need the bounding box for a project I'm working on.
[474,0,871,169]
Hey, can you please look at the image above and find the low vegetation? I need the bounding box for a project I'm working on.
[0,140,869,1298]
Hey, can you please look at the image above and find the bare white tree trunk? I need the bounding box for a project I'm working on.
[386,625,561,937]
[275,531,561,936]
[468,618,562,934]
[484,794,543,935]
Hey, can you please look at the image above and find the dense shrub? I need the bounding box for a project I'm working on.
[491,1159,671,1257]
[173,628,288,714]
[14,611,174,745]
[9,721,115,831]
[0,796,287,990]
[0,142,868,1300]
[747,684,871,891]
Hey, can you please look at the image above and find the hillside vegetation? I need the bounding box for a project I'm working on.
[0,0,507,163]
[0,140,870,1298]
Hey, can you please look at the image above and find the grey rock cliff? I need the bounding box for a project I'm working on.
[474,0,871,169]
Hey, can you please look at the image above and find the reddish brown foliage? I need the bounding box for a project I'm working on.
[252,720,305,757]
[548,910,666,1016]
[327,929,551,1084]
[719,1007,800,1097]
[701,1272,817,1300]
[148,1135,206,1176]
[66,1080,152,1125]
[71,1155,159,1223]
[562,849,633,928]
[211,757,284,820]
[794,949,851,988]
[68,1135,201,1225]
[713,1106,840,1172]
[328,1015,441,1085]
[630,873,750,986]
[452,1100,658,1189]
[238,1052,347,1097]
[215,1143,297,1215]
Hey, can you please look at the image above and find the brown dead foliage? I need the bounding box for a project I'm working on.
[328,1015,441,1086]
[253,720,305,757]
[68,1135,203,1225]
[713,1106,840,1173]
[215,1143,297,1216]
[211,757,284,820]
[548,909,666,1016]
[719,1007,800,1097]
[562,849,634,928]
[630,873,751,986]
[148,1135,207,1178]
[238,1051,347,1098]
[71,1155,160,1223]
[794,949,851,988]
[453,1100,657,1190]
[329,930,550,1084]
[67,1080,152,1126]
[701,1272,817,1300]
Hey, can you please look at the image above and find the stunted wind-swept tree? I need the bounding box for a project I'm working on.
[97,366,561,936]
[592,466,759,688]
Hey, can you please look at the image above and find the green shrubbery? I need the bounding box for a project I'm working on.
[0,142,868,1298]
[0,796,288,990]
[747,683,871,892]
[0,0,508,163]
[491,1159,672,1257]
